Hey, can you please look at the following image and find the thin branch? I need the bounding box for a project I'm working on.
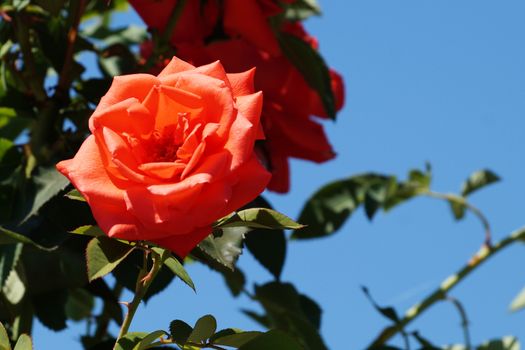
[446,296,472,350]
[367,226,525,348]
[424,190,492,247]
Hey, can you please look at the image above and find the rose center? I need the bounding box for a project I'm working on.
[150,112,190,162]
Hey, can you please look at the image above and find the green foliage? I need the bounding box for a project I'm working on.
[210,329,262,347]
[160,251,196,292]
[187,315,217,343]
[85,236,134,282]
[169,319,193,345]
[215,207,303,230]
[238,329,303,350]
[0,322,10,350]
[12,334,32,350]
[251,281,327,350]
[509,286,525,312]
[195,227,249,270]
[283,0,322,21]
[461,169,500,197]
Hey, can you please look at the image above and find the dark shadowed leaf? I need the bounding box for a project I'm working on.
[299,294,322,330]
[477,337,520,350]
[65,288,94,321]
[169,320,193,345]
[238,330,303,350]
[188,315,217,343]
[211,329,262,347]
[461,169,500,197]
[86,236,134,282]
[223,267,246,297]
[362,286,400,323]
[0,226,55,251]
[114,332,147,350]
[33,289,68,331]
[245,228,286,280]
[21,166,70,223]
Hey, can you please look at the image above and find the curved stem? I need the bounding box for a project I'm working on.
[423,191,492,246]
[446,297,471,350]
[367,226,525,349]
[115,249,165,346]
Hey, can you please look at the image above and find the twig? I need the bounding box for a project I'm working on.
[446,296,472,350]
[367,226,525,348]
[423,191,492,247]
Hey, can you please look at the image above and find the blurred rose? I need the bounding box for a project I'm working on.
[57,57,270,257]
[176,25,344,192]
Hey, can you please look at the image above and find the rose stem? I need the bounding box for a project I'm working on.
[367,226,525,348]
[115,248,165,345]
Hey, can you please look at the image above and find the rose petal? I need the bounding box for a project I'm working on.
[150,226,212,258]
[227,68,256,97]
[56,136,142,239]
[97,74,159,112]
[158,56,196,78]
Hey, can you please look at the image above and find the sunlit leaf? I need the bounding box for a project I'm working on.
[65,189,86,202]
[69,225,104,237]
[196,227,249,270]
[0,322,10,350]
[135,330,168,350]
[85,237,134,282]
[161,252,195,292]
[188,315,217,343]
[510,286,525,312]
[13,334,31,350]
[114,332,147,350]
[461,169,500,197]
[215,208,303,230]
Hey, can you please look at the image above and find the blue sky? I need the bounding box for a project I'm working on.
[33,1,525,348]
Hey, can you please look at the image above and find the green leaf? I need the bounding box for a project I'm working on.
[461,169,500,197]
[162,254,195,292]
[115,332,147,350]
[2,263,26,305]
[284,0,321,20]
[169,320,193,345]
[238,330,303,350]
[211,329,262,348]
[279,32,336,119]
[134,330,168,350]
[449,200,466,220]
[196,227,249,270]
[188,315,217,343]
[0,108,32,140]
[244,228,286,280]
[34,289,68,331]
[65,288,94,321]
[215,208,303,230]
[69,225,105,238]
[21,166,70,223]
[12,334,31,350]
[222,268,245,297]
[254,282,327,350]
[64,189,86,202]
[85,236,134,282]
[0,243,22,288]
[477,337,520,350]
[0,322,10,350]
[361,286,400,323]
[0,226,55,251]
[509,286,525,312]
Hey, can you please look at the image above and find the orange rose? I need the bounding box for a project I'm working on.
[57,57,271,257]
